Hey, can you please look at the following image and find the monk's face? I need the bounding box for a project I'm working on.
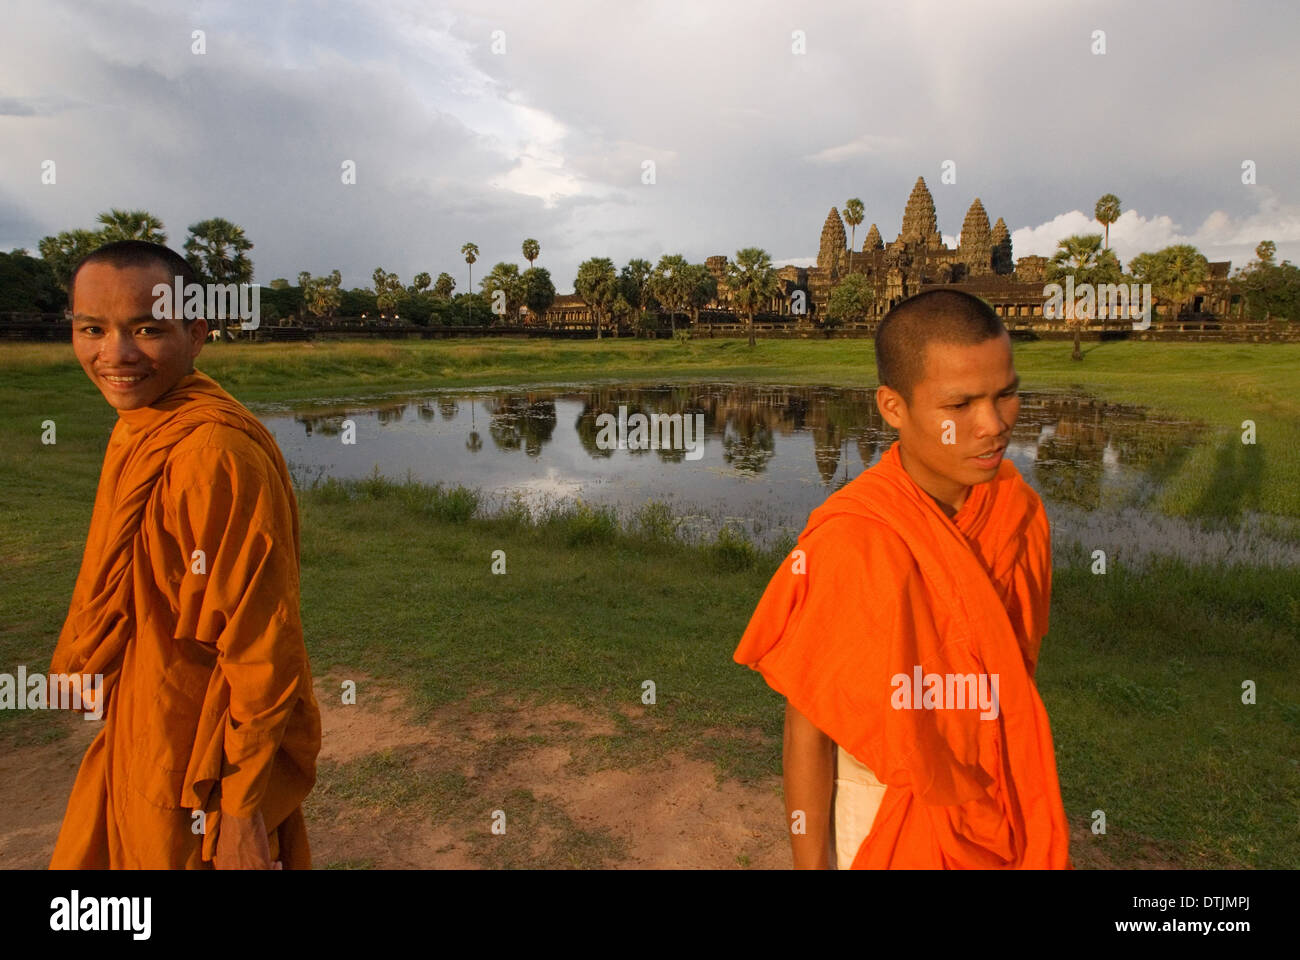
[877,333,1020,509]
[70,262,208,411]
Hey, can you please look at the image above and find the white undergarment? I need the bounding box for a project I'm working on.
[832,744,887,870]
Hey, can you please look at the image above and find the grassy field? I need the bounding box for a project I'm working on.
[1,337,1297,867]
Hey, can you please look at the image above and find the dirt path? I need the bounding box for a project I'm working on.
[0,674,1177,869]
[0,675,787,869]
[0,716,99,869]
[305,674,786,868]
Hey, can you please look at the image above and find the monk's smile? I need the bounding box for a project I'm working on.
[70,261,208,411]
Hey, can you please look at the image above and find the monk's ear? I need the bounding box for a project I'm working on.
[876,384,904,429]
[188,317,208,357]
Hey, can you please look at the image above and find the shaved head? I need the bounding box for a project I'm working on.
[875,290,1006,406]
[69,240,198,323]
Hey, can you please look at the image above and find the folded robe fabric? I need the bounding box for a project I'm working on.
[734,438,1071,869]
[49,370,320,868]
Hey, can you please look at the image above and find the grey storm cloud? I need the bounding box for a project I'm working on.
[1,0,1297,291]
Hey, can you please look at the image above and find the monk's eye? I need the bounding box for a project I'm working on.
[948,401,968,409]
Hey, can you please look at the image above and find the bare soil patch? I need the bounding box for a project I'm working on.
[0,674,1178,869]
[0,715,99,869]
[307,674,785,869]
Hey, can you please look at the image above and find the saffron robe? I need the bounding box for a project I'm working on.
[735,439,1071,869]
[49,370,321,869]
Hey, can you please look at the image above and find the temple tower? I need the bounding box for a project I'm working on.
[898,177,942,248]
[863,223,883,251]
[817,207,848,277]
[991,217,1013,275]
[959,198,993,277]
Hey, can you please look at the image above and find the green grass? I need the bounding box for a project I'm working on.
[2,337,1297,868]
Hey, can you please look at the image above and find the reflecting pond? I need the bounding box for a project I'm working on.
[261,382,1300,567]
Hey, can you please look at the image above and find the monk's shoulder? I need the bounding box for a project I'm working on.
[1003,462,1046,511]
[1002,467,1050,537]
[165,421,276,487]
[801,513,915,576]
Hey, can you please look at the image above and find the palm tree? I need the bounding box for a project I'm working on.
[574,257,618,340]
[39,229,105,290]
[1095,194,1121,251]
[726,248,779,348]
[97,208,167,244]
[684,263,718,327]
[303,270,343,320]
[1046,233,1108,362]
[651,254,692,334]
[522,238,540,267]
[183,218,253,341]
[373,267,403,315]
[619,258,654,337]
[843,198,865,258]
[1131,244,1209,324]
[461,242,479,324]
[481,262,525,324]
[522,266,556,324]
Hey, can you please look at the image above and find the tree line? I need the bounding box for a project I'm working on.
[3,200,1296,348]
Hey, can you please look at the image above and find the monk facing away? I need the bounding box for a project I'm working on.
[735,289,1071,869]
[49,240,320,869]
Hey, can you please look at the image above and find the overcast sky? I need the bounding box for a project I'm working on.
[2,0,1297,293]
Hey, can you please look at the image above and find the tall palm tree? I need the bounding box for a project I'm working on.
[97,208,167,244]
[184,218,253,341]
[619,258,654,336]
[522,238,540,267]
[651,254,692,334]
[726,248,779,348]
[843,198,865,258]
[373,267,403,314]
[1047,233,1106,362]
[1095,194,1121,250]
[461,242,479,324]
[574,257,618,340]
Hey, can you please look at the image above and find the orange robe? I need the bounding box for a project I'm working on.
[49,370,321,869]
[734,439,1071,869]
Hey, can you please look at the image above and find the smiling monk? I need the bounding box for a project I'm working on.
[735,289,1071,869]
[49,240,320,869]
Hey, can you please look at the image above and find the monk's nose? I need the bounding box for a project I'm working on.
[99,329,145,365]
[975,402,1010,440]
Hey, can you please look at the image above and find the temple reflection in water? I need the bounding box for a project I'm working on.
[280,383,1204,522]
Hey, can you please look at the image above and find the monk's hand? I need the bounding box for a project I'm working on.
[213,809,274,870]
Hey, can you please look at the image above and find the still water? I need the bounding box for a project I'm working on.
[260,382,1300,568]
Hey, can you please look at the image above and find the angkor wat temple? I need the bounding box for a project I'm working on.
[802,176,1035,315]
[533,174,1263,335]
[543,175,1244,333]
[712,175,1230,323]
